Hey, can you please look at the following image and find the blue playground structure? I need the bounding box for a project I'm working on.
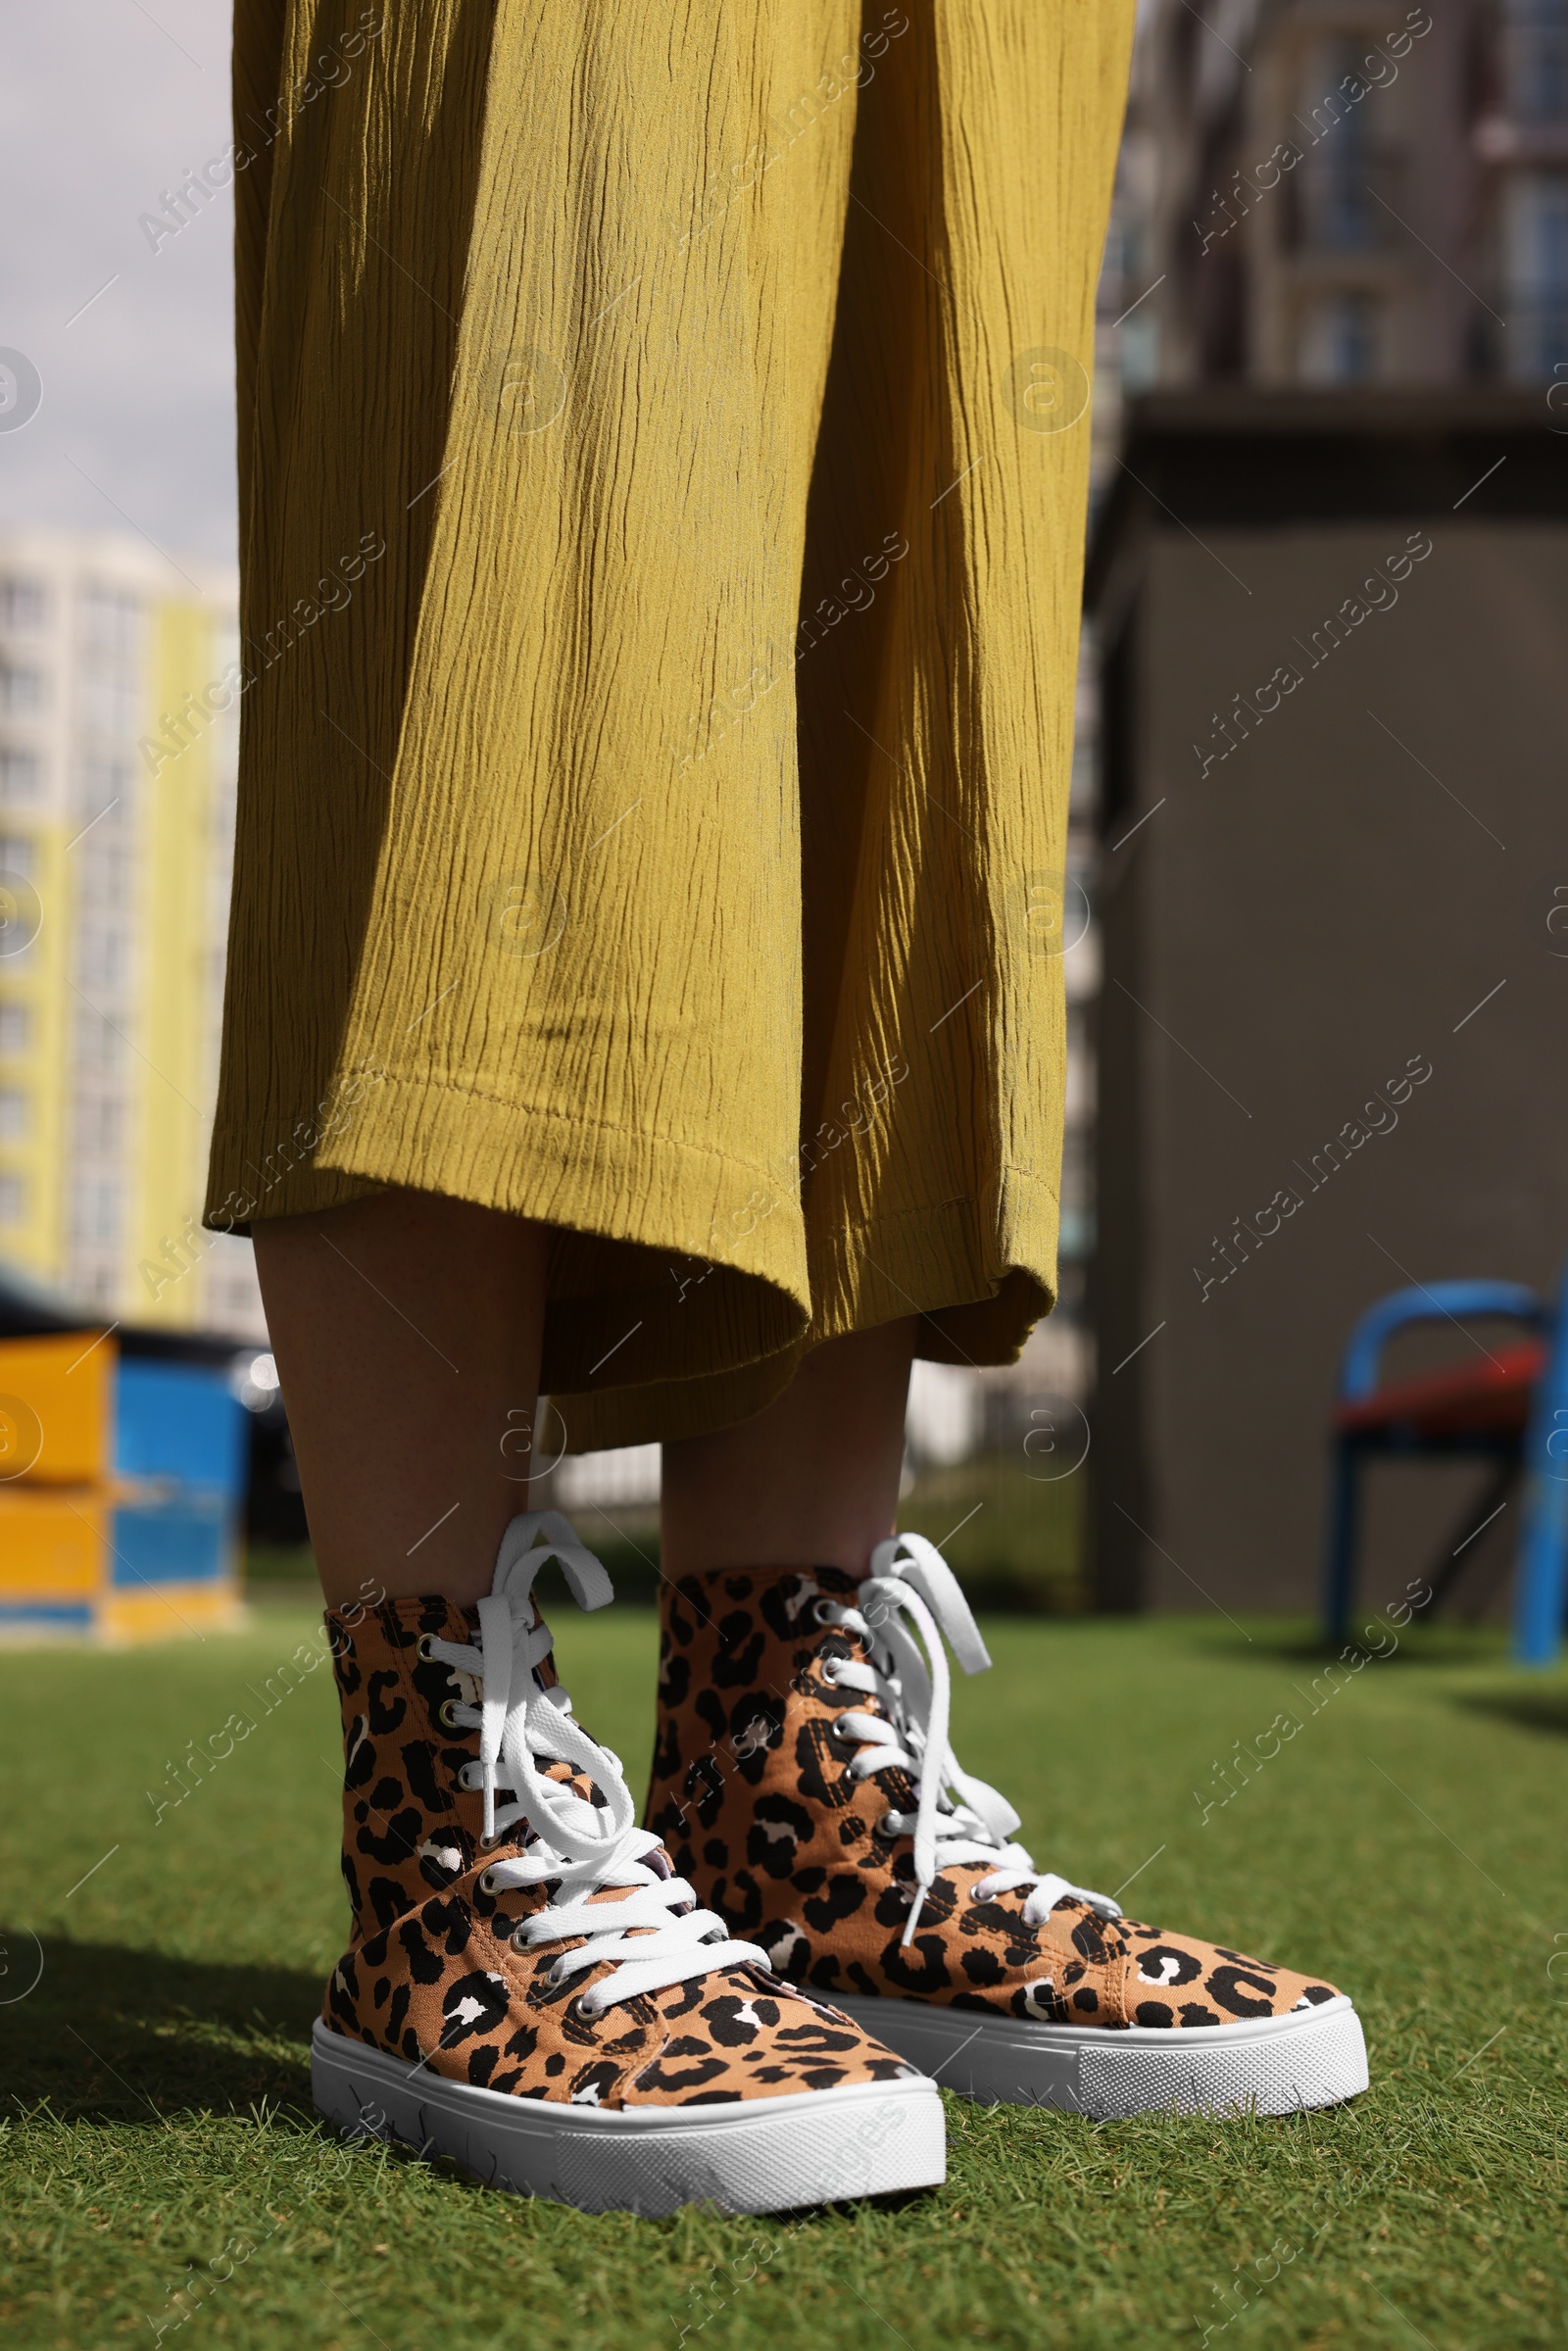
[1321,1268,1568,1666]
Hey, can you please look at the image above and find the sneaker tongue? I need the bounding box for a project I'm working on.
[459,1595,561,1690]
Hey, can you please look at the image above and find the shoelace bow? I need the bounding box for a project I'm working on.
[426,1512,766,2018]
[815,1531,1122,1946]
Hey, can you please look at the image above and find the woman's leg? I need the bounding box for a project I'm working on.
[659,1318,917,1578]
[651,1336,1367,2127]
[251,1189,549,1607]
[273,1199,942,2205]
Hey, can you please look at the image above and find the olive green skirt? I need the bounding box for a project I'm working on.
[207,0,1133,1447]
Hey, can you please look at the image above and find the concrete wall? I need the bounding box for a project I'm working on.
[1091,394,1568,1614]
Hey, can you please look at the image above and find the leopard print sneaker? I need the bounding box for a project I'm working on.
[315,1511,943,2214]
[646,1533,1369,2120]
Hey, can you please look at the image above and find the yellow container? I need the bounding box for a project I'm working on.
[99,1584,246,1643]
[0,1331,248,1643]
[0,1331,112,1484]
[0,1482,245,1645]
[0,1484,102,1598]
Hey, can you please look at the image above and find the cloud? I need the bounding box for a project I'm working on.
[0,0,237,576]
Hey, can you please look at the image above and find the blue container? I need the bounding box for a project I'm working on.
[109,1497,231,1586]
[112,1359,248,1505]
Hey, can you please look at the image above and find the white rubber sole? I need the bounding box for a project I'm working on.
[311,2020,946,2216]
[823,1993,1369,2119]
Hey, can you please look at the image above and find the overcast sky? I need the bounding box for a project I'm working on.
[0,2,238,580]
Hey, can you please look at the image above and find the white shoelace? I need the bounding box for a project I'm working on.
[426,1511,767,2018]
[815,1531,1122,1946]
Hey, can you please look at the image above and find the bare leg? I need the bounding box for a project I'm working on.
[660,1318,916,1578]
[251,1190,548,1607]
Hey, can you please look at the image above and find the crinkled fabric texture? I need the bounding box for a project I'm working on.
[209,0,1134,1445]
[322,1592,920,2106]
[646,1568,1347,2031]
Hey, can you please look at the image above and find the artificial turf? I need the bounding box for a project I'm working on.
[1,1595,1563,2349]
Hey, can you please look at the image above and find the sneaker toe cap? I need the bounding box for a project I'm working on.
[1121,1928,1345,2026]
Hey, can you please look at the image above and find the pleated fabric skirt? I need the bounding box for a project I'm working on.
[207,0,1135,1449]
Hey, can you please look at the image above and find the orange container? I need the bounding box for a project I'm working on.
[0,1331,113,1485]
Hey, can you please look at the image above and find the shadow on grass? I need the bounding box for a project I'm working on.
[1185,1623,1510,1671]
[0,1934,318,2126]
[0,1934,942,2222]
[1450,1687,1568,1739]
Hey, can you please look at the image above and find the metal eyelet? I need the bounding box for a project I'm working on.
[812,1598,834,1625]
[572,1993,601,2024]
[437,1697,461,1729]
[416,1634,435,1661]
[818,1661,840,1689]
[478,1829,503,1849]
[478,1867,498,1895]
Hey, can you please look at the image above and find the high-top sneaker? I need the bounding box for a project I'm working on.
[314,1511,944,2215]
[328,1571,568,1944]
[646,1534,1369,2120]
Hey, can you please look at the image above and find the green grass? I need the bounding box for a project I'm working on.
[2,1601,1564,2349]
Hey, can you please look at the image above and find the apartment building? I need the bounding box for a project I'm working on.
[1115,0,1568,388]
[0,531,261,1336]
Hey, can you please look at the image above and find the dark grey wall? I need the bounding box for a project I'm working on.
[1092,478,1568,1614]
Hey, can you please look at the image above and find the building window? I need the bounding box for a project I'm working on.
[76,844,133,913]
[0,1002,31,1056]
[1298,292,1383,382]
[0,1087,26,1141]
[74,1095,123,1154]
[0,749,41,805]
[76,758,133,809]
[72,1178,122,1245]
[0,1172,25,1227]
[1504,0,1568,122]
[78,586,141,661]
[78,928,129,992]
[0,665,44,716]
[1290,39,1400,257]
[73,1008,122,1070]
[0,834,34,880]
[0,580,46,634]
[81,675,142,740]
[1503,172,1568,375]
